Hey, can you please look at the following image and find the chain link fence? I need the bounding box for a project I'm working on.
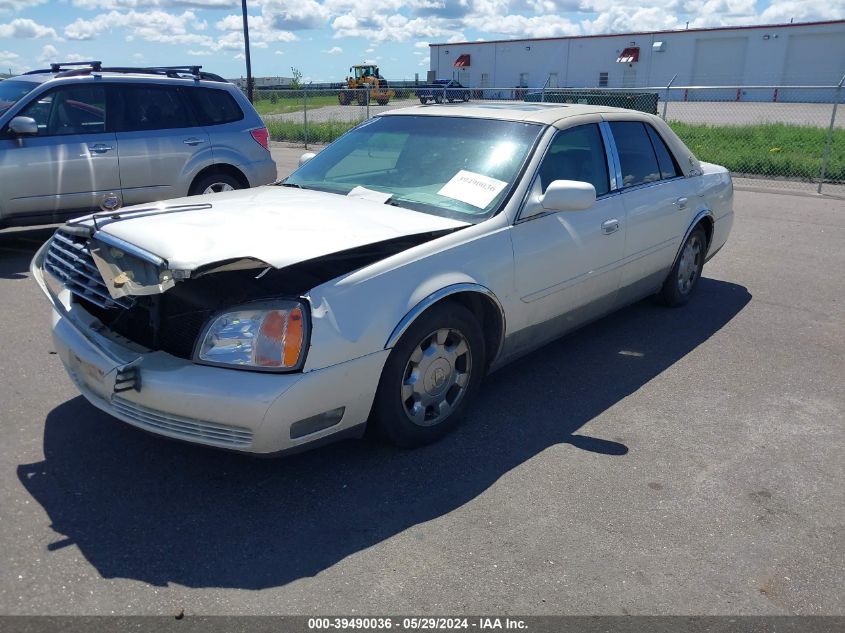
[256,82,844,195]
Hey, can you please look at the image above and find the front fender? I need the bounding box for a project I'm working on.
[302,223,514,372]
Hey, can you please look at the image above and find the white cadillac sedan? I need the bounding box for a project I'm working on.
[32,103,733,454]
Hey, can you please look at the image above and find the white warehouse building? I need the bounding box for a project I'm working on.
[428,20,845,92]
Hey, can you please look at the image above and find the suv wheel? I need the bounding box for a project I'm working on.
[190,172,242,195]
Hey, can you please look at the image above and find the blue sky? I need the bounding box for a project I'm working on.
[0,0,842,82]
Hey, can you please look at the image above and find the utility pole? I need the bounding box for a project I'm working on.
[241,0,254,103]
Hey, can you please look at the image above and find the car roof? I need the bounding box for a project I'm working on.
[13,69,231,89]
[380,102,652,126]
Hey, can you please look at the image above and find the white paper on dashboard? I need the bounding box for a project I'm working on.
[347,186,393,204]
[437,170,507,209]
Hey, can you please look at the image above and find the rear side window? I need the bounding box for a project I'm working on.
[118,85,192,131]
[609,121,661,188]
[645,125,680,179]
[188,88,244,126]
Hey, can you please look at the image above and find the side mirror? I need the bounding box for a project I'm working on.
[9,116,38,136]
[541,179,596,212]
[299,152,316,167]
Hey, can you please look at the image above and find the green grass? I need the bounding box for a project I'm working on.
[668,122,845,182]
[252,94,339,116]
[266,119,358,144]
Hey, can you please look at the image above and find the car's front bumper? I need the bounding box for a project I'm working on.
[32,243,389,455]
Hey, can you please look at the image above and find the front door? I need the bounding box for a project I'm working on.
[0,84,120,223]
[509,123,626,352]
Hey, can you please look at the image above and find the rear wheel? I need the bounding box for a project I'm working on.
[338,92,350,105]
[376,98,389,106]
[419,96,428,104]
[189,171,242,196]
[434,94,443,104]
[372,302,485,447]
[657,226,707,306]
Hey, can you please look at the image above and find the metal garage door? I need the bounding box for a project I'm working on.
[691,36,748,99]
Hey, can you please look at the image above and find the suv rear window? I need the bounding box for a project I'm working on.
[188,88,243,126]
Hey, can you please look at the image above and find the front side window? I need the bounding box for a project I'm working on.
[537,124,610,197]
[0,80,39,116]
[284,115,543,222]
[609,121,661,188]
[118,85,191,131]
[18,85,107,136]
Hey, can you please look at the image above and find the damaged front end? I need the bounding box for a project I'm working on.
[35,223,458,363]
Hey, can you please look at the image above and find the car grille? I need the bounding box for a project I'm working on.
[110,396,253,448]
[44,229,133,311]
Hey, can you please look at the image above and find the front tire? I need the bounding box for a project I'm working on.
[658,226,707,306]
[372,302,485,448]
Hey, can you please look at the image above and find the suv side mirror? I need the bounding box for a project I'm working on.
[299,152,316,167]
[541,179,596,212]
[9,116,38,136]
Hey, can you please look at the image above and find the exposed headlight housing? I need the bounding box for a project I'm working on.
[194,300,309,372]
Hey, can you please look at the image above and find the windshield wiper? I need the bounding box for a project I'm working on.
[278,182,303,188]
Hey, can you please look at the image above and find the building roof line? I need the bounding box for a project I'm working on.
[428,19,845,48]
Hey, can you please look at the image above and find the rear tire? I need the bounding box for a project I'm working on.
[372,302,485,448]
[189,171,242,196]
[419,97,428,104]
[657,226,707,306]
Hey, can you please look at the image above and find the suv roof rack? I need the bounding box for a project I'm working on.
[22,62,227,83]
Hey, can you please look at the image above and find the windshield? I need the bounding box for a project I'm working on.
[0,80,39,116]
[283,115,543,222]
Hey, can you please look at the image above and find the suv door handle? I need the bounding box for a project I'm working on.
[601,219,620,235]
[183,138,206,146]
[87,144,113,153]
[674,197,688,209]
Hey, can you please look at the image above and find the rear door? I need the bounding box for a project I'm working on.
[113,83,211,205]
[0,83,121,222]
[606,119,691,299]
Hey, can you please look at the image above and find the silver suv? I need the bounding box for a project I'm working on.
[0,61,276,228]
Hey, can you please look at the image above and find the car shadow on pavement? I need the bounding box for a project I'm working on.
[18,278,750,589]
[0,227,54,279]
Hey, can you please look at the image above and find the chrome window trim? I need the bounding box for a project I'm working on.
[599,120,622,192]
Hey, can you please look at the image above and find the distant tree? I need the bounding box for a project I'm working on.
[290,67,303,90]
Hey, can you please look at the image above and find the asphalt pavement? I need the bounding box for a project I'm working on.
[0,171,843,615]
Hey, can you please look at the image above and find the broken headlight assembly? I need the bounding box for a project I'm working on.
[194,300,309,372]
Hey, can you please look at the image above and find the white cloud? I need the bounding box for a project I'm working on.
[37,44,58,63]
[72,0,233,8]
[187,48,212,55]
[274,49,284,55]
[323,45,342,54]
[0,18,58,39]
[64,9,209,44]
[0,0,46,12]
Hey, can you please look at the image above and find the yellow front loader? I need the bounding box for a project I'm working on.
[338,64,395,106]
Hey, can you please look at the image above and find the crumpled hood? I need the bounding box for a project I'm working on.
[79,186,469,271]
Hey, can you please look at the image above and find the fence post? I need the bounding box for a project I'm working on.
[366,84,370,120]
[818,74,844,194]
[303,86,308,149]
[662,73,677,120]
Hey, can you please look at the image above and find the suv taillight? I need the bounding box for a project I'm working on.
[250,127,270,151]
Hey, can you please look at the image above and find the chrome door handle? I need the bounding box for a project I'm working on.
[601,219,620,235]
[674,197,688,209]
[87,144,113,153]
[183,138,206,146]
